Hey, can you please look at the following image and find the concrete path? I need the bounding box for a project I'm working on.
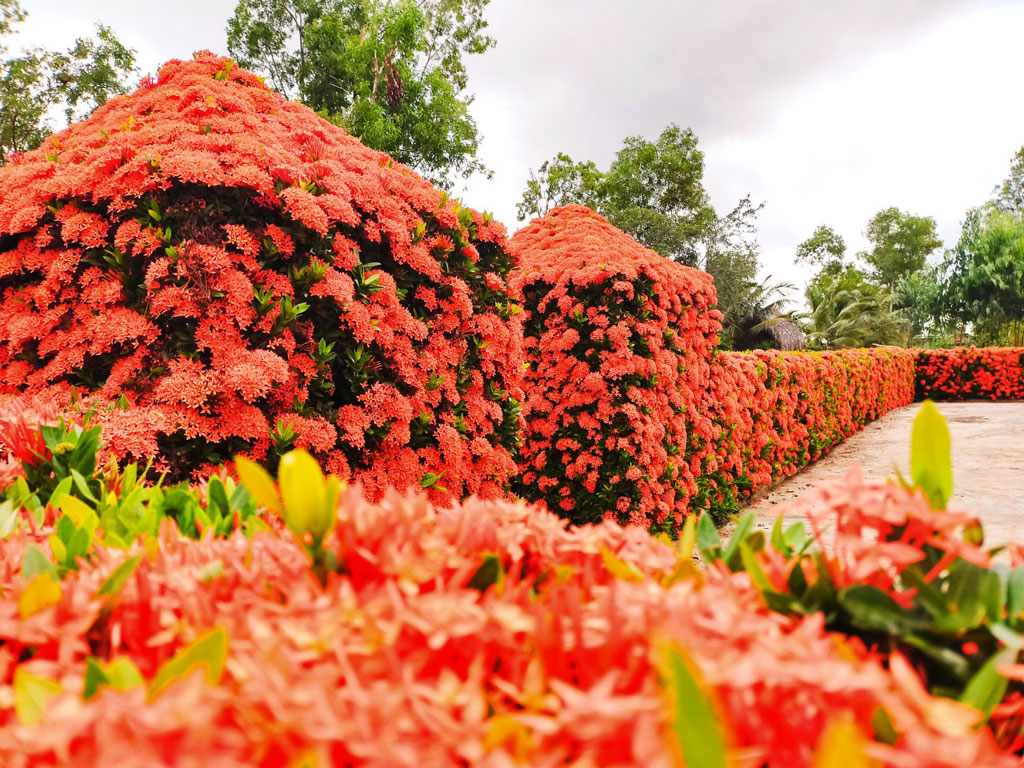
[743,401,1024,547]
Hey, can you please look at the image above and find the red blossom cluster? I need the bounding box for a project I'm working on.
[0,54,523,500]
[692,349,917,519]
[915,347,1024,400]
[509,206,721,531]
[0,481,1012,767]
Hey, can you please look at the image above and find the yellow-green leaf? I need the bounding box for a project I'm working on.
[97,554,142,599]
[911,400,953,509]
[18,573,62,619]
[84,656,144,700]
[601,545,643,583]
[664,646,729,768]
[14,669,62,725]
[56,494,95,526]
[148,626,228,701]
[234,455,282,515]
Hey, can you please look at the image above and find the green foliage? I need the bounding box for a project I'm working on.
[2,419,266,551]
[804,264,908,349]
[226,0,493,187]
[941,207,1024,346]
[795,224,846,270]
[861,207,942,292]
[516,152,603,221]
[991,146,1024,216]
[0,8,136,163]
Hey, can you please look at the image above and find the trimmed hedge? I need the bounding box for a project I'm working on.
[0,54,523,501]
[509,206,720,531]
[693,349,916,520]
[916,347,1024,401]
[511,206,918,529]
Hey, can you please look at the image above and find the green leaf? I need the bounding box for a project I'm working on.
[696,513,721,562]
[739,541,773,592]
[467,553,504,593]
[14,669,61,725]
[148,627,228,701]
[22,545,57,581]
[1008,567,1024,622]
[838,584,926,635]
[664,646,729,768]
[721,511,755,570]
[960,647,1015,717]
[84,656,144,700]
[97,555,142,598]
[910,400,953,509]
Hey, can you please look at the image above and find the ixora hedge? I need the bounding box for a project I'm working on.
[509,206,720,531]
[0,405,1016,767]
[916,347,1024,401]
[0,53,523,501]
[510,206,917,529]
[692,348,917,520]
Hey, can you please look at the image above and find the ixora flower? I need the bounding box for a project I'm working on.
[0,451,1016,768]
[0,53,523,502]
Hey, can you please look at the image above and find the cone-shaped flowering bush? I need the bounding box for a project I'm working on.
[916,347,1024,400]
[510,206,721,531]
[0,53,523,499]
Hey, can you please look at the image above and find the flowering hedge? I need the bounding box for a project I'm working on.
[691,348,917,520]
[510,207,918,529]
[0,414,1015,767]
[0,53,523,501]
[916,347,1024,401]
[509,206,720,531]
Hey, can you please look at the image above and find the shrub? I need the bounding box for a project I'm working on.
[916,347,1024,400]
[691,348,917,520]
[0,53,523,501]
[509,206,720,531]
[0,429,1015,767]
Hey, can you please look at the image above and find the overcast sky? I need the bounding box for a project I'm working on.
[17,0,1024,290]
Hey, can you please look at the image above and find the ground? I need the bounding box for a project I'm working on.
[744,401,1024,547]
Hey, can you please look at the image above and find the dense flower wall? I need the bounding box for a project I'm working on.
[693,348,917,520]
[510,206,918,528]
[916,347,1024,400]
[0,53,523,501]
[509,206,721,531]
[0,457,1012,767]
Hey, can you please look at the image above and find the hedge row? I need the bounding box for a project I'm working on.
[692,348,917,521]
[916,347,1024,400]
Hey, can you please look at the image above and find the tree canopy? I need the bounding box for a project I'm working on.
[227,0,493,187]
[861,207,942,292]
[0,1,136,163]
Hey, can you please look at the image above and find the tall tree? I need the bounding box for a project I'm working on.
[0,4,136,163]
[516,152,603,221]
[795,224,845,270]
[992,146,1024,216]
[804,264,908,349]
[600,124,716,266]
[861,207,942,292]
[227,0,493,187]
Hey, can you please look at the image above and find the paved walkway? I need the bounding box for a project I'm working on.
[744,401,1024,547]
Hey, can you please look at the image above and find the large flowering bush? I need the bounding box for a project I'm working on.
[692,348,917,520]
[916,347,1024,400]
[0,408,1016,767]
[509,206,721,531]
[0,53,523,501]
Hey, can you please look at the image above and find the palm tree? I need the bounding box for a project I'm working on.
[731,277,805,351]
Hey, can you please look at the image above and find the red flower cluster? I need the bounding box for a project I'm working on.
[0,54,523,500]
[0,482,1011,767]
[915,347,1024,401]
[509,206,721,531]
[691,349,917,520]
